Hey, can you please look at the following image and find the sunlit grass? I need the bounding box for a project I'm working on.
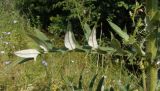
[0,0,143,91]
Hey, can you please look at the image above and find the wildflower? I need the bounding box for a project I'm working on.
[3,41,9,45]
[7,32,11,35]
[83,9,87,14]
[4,61,11,65]
[2,32,11,35]
[71,60,74,63]
[42,60,48,66]
[0,51,5,54]
[13,20,18,24]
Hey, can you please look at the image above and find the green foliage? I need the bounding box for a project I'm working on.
[108,20,129,42]
[2,0,160,91]
[15,0,139,38]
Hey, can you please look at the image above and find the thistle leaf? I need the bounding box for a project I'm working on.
[108,20,129,42]
[14,49,40,61]
[88,26,98,49]
[64,30,76,50]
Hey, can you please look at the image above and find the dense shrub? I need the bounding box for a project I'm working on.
[15,0,144,39]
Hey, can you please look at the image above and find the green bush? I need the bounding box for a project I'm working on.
[15,0,144,38]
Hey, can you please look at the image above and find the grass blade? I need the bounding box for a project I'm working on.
[96,76,106,91]
[89,74,98,91]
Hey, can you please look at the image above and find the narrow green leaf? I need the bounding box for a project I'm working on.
[28,34,53,51]
[2,58,32,73]
[89,74,98,91]
[111,38,121,49]
[133,43,145,56]
[125,84,130,91]
[98,47,116,54]
[108,21,129,42]
[83,23,92,40]
[110,87,114,91]
[34,29,50,41]
[96,76,106,91]
[27,29,53,51]
[78,75,83,90]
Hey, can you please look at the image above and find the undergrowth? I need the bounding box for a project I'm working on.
[0,0,143,91]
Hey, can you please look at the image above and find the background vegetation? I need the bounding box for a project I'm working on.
[0,0,160,91]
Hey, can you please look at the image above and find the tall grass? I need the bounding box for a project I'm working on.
[0,0,143,91]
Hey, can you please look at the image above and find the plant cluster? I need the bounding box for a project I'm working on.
[1,0,160,91]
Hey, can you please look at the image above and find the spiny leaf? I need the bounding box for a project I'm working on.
[108,20,129,42]
[88,26,98,49]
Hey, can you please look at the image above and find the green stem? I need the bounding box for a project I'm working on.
[145,0,159,90]
[147,66,158,91]
[142,69,147,91]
